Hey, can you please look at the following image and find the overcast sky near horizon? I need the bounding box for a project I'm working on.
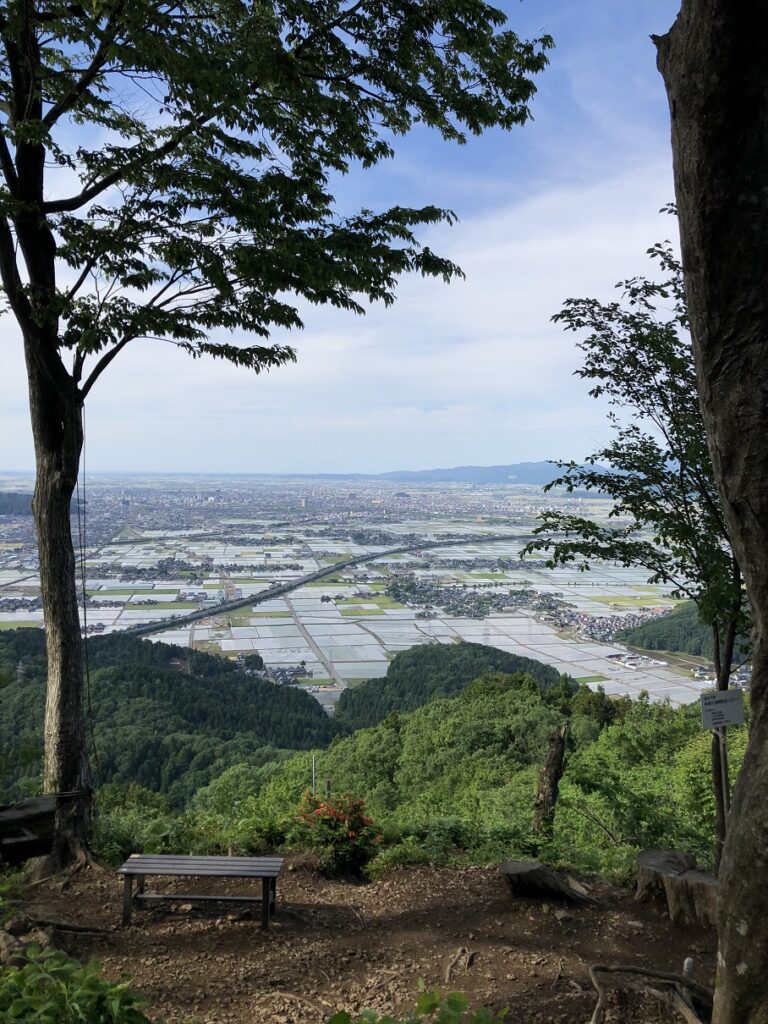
[0,0,681,476]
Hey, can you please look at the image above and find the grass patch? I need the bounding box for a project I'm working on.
[251,611,290,618]
[574,674,609,684]
[340,607,385,617]
[585,594,676,608]
[0,620,39,630]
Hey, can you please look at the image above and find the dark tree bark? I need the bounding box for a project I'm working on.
[655,4,768,1021]
[25,348,90,871]
[0,13,91,871]
[531,723,568,841]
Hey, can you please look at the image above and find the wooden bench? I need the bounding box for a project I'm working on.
[118,853,284,929]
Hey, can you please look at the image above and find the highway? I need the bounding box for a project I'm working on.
[124,533,530,638]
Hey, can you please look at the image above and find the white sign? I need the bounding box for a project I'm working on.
[700,689,745,730]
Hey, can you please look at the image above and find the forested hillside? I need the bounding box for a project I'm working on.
[334,641,565,731]
[0,491,33,515]
[99,671,748,880]
[617,601,747,660]
[0,629,338,805]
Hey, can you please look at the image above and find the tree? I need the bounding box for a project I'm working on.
[0,1,551,868]
[523,238,748,870]
[654,3,768,1021]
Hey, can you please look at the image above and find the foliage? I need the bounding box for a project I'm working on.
[523,237,747,683]
[288,793,381,874]
[0,629,336,804]
[0,868,23,927]
[617,600,747,661]
[329,988,506,1024]
[0,947,155,1024]
[0,2,551,385]
[335,642,566,731]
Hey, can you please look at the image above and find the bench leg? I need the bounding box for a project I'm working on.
[261,877,270,930]
[122,875,133,926]
[270,877,277,915]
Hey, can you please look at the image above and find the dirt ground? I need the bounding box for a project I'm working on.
[20,861,716,1024]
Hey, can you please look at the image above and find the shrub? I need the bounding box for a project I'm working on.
[289,792,381,874]
[329,989,506,1024]
[0,947,156,1023]
[367,837,438,879]
[0,869,23,926]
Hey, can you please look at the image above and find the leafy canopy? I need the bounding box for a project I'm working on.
[523,232,746,655]
[0,0,552,390]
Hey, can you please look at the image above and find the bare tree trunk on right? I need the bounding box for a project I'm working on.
[655,4,768,1021]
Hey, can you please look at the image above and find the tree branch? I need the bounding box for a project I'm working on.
[0,133,18,194]
[42,5,124,129]
[42,119,205,214]
[80,335,135,398]
[0,215,33,333]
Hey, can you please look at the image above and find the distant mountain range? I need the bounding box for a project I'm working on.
[305,461,566,485]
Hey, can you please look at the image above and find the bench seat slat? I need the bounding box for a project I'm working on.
[120,866,281,878]
[134,893,265,904]
[118,854,283,878]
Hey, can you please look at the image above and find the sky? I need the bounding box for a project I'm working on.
[0,0,682,476]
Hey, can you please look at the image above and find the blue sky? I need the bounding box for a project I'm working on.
[0,0,681,475]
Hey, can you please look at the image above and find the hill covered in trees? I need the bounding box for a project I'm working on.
[0,491,33,515]
[334,642,566,731]
[100,670,746,880]
[616,601,747,661]
[0,629,338,805]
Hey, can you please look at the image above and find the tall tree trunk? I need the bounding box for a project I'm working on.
[655,4,768,1022]
[25,344,90,871]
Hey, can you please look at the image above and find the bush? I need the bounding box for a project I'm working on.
[329,989,506,1024]
[0,869,23,926]
[0,947,156,1023]
[288,792,381,874]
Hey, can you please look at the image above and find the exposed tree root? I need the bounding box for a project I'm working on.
[586,964,713,1024]
[445,946,477,983]
[26,845,108,884]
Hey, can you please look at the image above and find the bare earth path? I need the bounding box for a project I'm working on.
[23,863,716,1024]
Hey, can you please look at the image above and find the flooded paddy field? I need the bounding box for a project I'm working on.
[0,478,706,709]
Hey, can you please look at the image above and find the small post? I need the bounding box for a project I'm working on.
[122,875,133,926]
[312,754,316,797]
[261,877,271,930]
[718,726,731,814]
[324,777,331,799]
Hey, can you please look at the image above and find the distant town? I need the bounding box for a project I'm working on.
[0,473,728,709]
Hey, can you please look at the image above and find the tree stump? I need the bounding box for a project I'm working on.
[635,850,717,929]
[499,860,593,903]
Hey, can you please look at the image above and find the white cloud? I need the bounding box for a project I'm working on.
[1,157,676,474]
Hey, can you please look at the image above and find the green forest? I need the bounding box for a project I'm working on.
[334,642,565,730]
[1,627,741,882]
[90,664,747,880]
[0,630,337,805]
[617,601,748,661]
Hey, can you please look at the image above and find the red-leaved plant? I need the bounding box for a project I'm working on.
[291,793,381,874]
